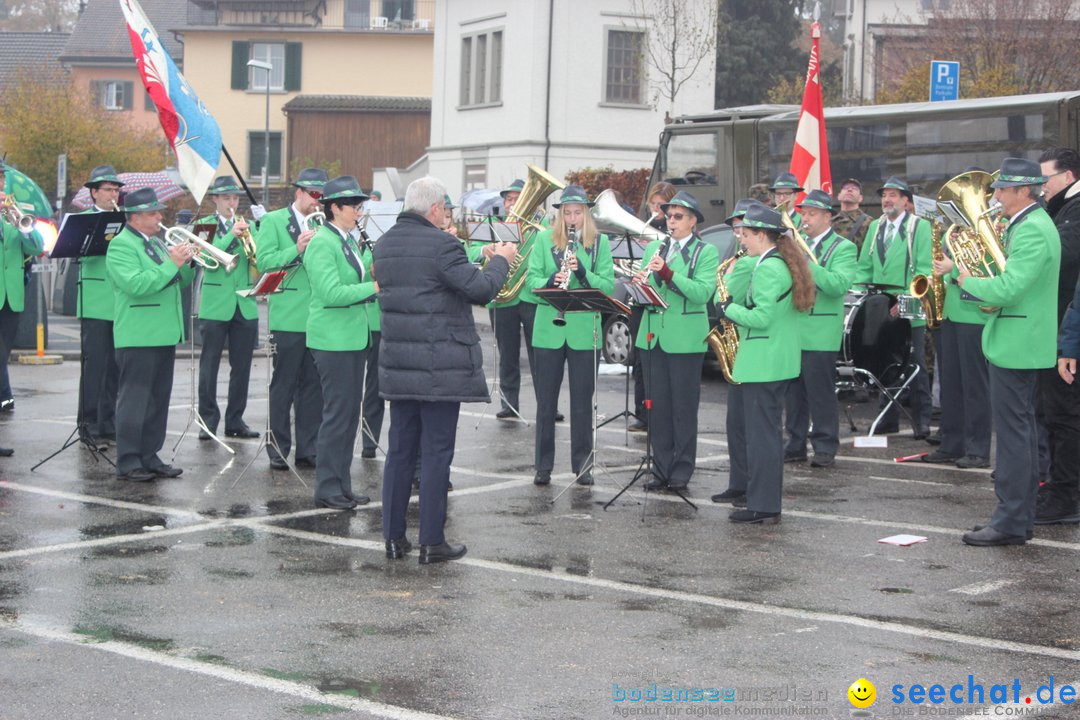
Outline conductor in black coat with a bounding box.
[375,176,517,564]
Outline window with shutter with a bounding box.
[231,41,250,90]
[123,82,134,110]
[284,43,301,91]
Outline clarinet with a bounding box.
[552,226,578,327]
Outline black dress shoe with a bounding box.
[810,454,835,468]
[198,429,213,441]
[342,489,371,505]
[225,425,260,439]
[385,537,413,559]
[418,541,467,564]
[150,465,183,478]
[118,468,156,482]
[628,419,647,433]
[0,398,13,412]
[962,526,1026,546]
[955,455,990,469]
[783,452,807,464]
[360,447,376,459]
[0,447,13,457]
[711,488,745,504]
[295,456,317,469]
[644,476,667,491]
[925,431,942,446]
[875,422,900,434]
[98,431,116,442]
[922,449,960,464]
[729,509,781,525]
[533,470,551,486]
[575,471,594,486]
[666,480,689,491]
[972,523,1033,540]
[269,457,288,470]
[554,411,565,422]
[495,408,515,419]
[315,495,358,510]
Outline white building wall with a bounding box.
[839,0,922,102]
[425,0,716,202]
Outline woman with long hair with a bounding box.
[527,185,614,486]
[644,181,677,231]
[305,175,377,510]
[714,204,815,524]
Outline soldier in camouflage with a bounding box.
[830,178,873,253]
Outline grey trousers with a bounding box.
[267,330,322,461]
[312,349,366,501]
[784,350,840,458]
[641,348,703,486]
[987,365,1040,537]
[533,345,595,474]
[491,302,536,412]
[0,303,18,402]
[361,330,384,452]
[79,317,118,436]
[198,309,258,432]
[882,324,932,430]
[114,346,175,475]
[937,320,991,459]
[728,380,788,514]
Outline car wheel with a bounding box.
[603,314,632,365]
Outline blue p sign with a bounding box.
[930,61,960,102]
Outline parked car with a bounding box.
[601,223,740,373]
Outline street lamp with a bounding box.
[246,58,272,205]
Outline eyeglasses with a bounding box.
[666,212,686,220]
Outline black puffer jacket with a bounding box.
[1046,179,1080,325]
[374,212,509,402]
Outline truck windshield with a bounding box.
[664,131,719,186]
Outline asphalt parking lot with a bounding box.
[0,311,1078,719]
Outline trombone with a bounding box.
[159,223,238,272]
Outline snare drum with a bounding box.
[841,291,912,381]
[896,293,925,321]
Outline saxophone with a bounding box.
[704,250,746,385]
[909,220,945,329]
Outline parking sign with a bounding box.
[929,61,960,102]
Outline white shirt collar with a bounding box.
[809,228,830,251]
[1007,202,1038,228]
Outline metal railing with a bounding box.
[186,0,435,30]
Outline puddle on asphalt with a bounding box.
[203,527,256,548]
[80,515,169,539]
[74,624,175,651]
[877,587,915,594]
[89,568,170,586]
[88,544,169,559]
[0,579,23,601]
[319,621,435,639]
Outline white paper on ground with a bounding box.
[878,534,928,546]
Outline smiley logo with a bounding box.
[848,678,876,708]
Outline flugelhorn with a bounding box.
[229,208,258,274]
[1,197,34,233]
[160,223,238,272]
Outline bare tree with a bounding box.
[880,0,1080,101]
[629,0,718,114]
[0,0,80,32]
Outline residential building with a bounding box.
[59,0,186,130]
[0,31,70,87]
[179,0,434,189]
[421,0,717,200]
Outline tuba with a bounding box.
[591,189,667,278]
[493,164,564,304]
[704,250,746,385]
[936,170,1007,312]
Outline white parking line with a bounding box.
[4,616,457,720]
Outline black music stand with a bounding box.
[598,232,649,441]
[32,211,126,471]
[533,287,630,499]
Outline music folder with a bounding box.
[238,269,289,297]
[623,282,668,310]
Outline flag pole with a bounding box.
[221,144,259,206]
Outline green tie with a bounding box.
[883,221,896,251]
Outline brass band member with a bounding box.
[769,172,803,230]
[75,165,123,440]
[784,190,857,468]
[958,158,1060,546]
[632,191,719,491]
[527,186,614,486]
[106,188,195,481]
[306,176,376,509]
[254,167,328,470]
[714,204,815,524]
[196,176,259,440]
[855,177,933,438]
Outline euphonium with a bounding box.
[160,222,238,272]
[1,197,34,233]
[936,170,1007,313]
[301,209,325,230]
[909,220,945,329]
[494,164,564,304]
[704,250,746,385]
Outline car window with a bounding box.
[698,223,737,263]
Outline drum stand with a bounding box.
[232,322,306,487]
[552,312,627,502]
[171,276,234,460]
[475,307,530,427]
[837,364,921,437]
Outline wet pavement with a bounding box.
[1,312,1079,719]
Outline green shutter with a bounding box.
[231,41,250,90]
[284,42,301,91]
[89,80,102,106]
[123,81,134,110]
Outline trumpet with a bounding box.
[1,197,34,233]
[229,208,258,272]
[160,223,238,272]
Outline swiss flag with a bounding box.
[789,21,831,201]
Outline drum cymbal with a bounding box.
[853,281,904,292]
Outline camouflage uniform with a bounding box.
[831,207,873,253]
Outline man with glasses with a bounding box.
[255,167,328,471]
[769,172,803,230]
[633,191,719,492]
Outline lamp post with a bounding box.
[246,58,272,205]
